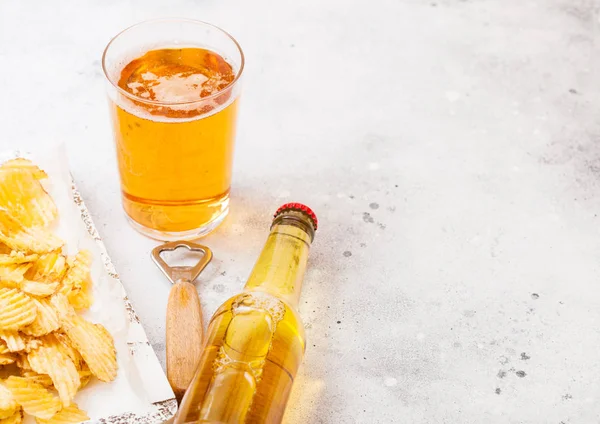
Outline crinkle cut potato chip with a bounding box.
[59,251,93,310]
[15,355,30,371]
[65,283,92,312]
[0,331,41,353]
[17,253,67,298]
[0,159,118,422]
[26,253,67,283]
[18,281,58,298]
[0,211,63,254]
[61,252,92,290]
[0,163,57,228]
[4,376,61,419]
[0,382,18,419]
[0,252,37,266]
[53,333,84,371]
[51,295,117,382]
[0,264,31,287]
[27,336,80,407]
[36,403,89,424]
[76,366,92,389]
[19,371,53,389]
[22,298,60,337]
[0,410,23,424]
[0,289,37,331]
[0,159,47,180]
[0,354,16,366]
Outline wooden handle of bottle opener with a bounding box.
[166,280,204,401]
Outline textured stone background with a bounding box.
[0,1,598,422]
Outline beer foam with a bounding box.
[108,46,240,123]
[109,87,238,123]
[128,71,211,103]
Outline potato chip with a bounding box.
[60,252,92,290]
[4,376,61,419]
[0,282,18,291]
[18,253,67,298]
[0,410,22,424]
[0,382,18,419]
[3,334,29,353]
[0,167,57,229]
[52,334,84,371]
[0,332,40,353]
[0,289,36,331]
[0,253,37,267]
[22,298,60,337]
[35,403,89,424]
[14,354,29,371]
[51,295,116,382]
[0,211,63,255]
[0,354,15,366]
[27,336,80,406]
[77,366,92,389]
[19,371,53,389]
[0,264,31,286]
[49,337,92,388]
[0,159,47,180]
[25,254,66,283]
[18,281,58,298]
[58,252,92,310]
[66,289,92,312]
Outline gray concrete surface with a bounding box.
[1,0,599,422]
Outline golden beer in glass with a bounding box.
[103,19,244,240]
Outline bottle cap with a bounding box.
[274,203,318,231]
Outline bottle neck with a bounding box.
[243,220,312,307]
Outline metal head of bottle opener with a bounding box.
[151,240,213,284]
[151,240,213,402]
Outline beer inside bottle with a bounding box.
[175,203,318,423]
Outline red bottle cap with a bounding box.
[274,203,318,231]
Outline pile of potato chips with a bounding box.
[0,159,117,423]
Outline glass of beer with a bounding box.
[102,19,244,240]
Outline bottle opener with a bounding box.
[151,240,213,401]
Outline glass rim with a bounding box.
[101,18,245,107]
